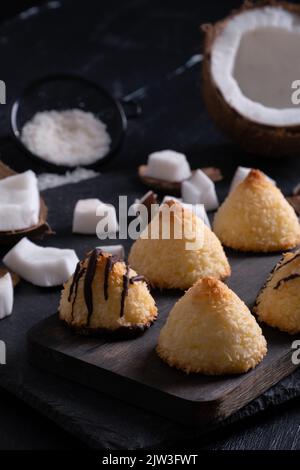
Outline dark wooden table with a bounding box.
[0,0,300,450]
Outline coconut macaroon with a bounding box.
[213,170,300,252]
[254,251,300,334]
[128,200,230,290]
[157,278,267,375]
[59,248,157,337]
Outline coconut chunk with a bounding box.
[0,273,13,320]
[181,170,219,211]
[73,199,119,235]
[0,170,40,231]
[3,238,79,287]
[145,150,191,182]
[229,166,275,193]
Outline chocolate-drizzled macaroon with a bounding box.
[254,250,300,334]
[59,249,157,338]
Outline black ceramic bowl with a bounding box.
[10,74,130,172]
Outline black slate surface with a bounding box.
[0,0,300,450]
[0,174,300,450]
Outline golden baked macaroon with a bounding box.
[128,201,230,290]
[59,248,157,337]
[254,251,300,334]
[157,277,267,375]
[213,170,300,252]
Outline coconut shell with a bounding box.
[0,161,52,244]
[0,267,20,287]
[201,1,300,157]
[138,165,222,195]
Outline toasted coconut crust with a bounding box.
[201,1,300,157]
[129,201,231,289]
[157,277,267,375]
[213,170,300,252]
[156,344,266,376]
[0,161,51,244]
[254,250,300,334]
[60,317,156,340]
[59,250,158,335]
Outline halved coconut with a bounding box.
[202,1,300,156]
[0,161,51,244]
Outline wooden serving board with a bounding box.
[27,250,299,426]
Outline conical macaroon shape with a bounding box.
[157,278,267,375]
[254,251,300,334]
[128,201,230,289]
[213,170,300,252]
[59,248,157,337]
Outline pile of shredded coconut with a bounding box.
[37,167,100,191]
[21,109,111,166]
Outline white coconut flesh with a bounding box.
[211,6,300,126]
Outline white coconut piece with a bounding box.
[194,204,211,229]
[73,199,100,235]
[3,238,79,287]
[0,170,40,231]
[229,166,276,193]
[96,244,125,259]
[190,169,213,191]
[162,195,211,228]
[73,199,119,235]
[0,273,13,320]
[181,170,219,211]
[211,6,300,127]
[145,150,191,182]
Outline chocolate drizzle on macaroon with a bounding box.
[84,248,101,324]
[68,262,81,302]
[273,273,300,290]
[68,261,86,319]
[254,252,300,308]
[62,248,157,338]
[103,255,151,318]
[130,274,151,289]
[104,255,118,300]
[120,263,130,318]
[275,253,300,272]
[68,249,152,322]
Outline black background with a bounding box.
[0,1,43,22]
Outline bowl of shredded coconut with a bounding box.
[10,75,127,171]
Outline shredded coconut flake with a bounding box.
[37,167,99,191]
[21,109,111,166]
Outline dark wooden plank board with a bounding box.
[28,250,299,426]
